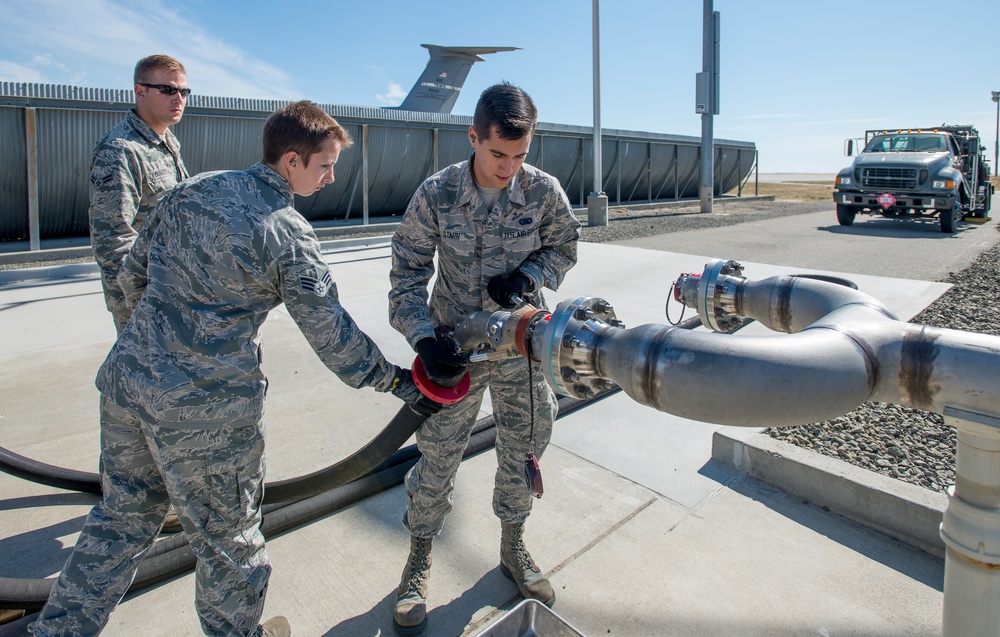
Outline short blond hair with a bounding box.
[133,55,186,84]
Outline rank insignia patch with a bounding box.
[301,270,333,297]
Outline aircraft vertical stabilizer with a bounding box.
[396,44,520,114]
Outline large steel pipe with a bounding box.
[450,257,1000,637]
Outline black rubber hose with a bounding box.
[0,447,101,494]
[0,402,429,505]
[264,403,427,503]
[0,391,617,611]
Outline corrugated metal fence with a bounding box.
[0,82,757,243]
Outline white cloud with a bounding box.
[375,82,407,106]
[0,60,45,83]
[0,0,300,99]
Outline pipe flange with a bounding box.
[940,486,1000,565]
[697,258,749,333]
[536,296,620,398]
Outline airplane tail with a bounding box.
[395,44,520,114]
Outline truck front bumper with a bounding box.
[834,190,955,211]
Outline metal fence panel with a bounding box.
[0,82,756,243]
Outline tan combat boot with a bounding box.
[259,615,290,637]
[500,522,555,606]
[393,535,433,635]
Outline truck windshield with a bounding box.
[863,134,947,153]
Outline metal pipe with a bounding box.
[592,0,602,195]
[449,256,1000,637]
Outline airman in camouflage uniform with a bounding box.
[89,54,189,334]
[31,101,436,637]
[388,82,580,634]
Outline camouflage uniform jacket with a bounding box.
[89,109,188,318]
[97,162,397,426]
[389,157,580,346]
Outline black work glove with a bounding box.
[415,335,468,388]
[389,367,444,418]
[487,271,532,309]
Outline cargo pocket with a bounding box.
[203,426,266,542]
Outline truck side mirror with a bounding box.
[844,139,855,156]
[968,138,979,155]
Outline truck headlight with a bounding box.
[836,176,852,186]
[932,179,956,189]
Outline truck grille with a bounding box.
[861,167,918,190]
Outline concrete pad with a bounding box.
[713,429,948,557]
[544,479,942,637]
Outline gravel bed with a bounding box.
[767,224,1000,493]
[579,198,830,244]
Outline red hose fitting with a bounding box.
[411,355,471,404]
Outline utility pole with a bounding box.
[587,0,609,226]
[992,91,999,177]
[697,0,720,213]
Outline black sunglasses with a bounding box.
[139,83,192,98]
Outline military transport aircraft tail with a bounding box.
[395,44,520,114]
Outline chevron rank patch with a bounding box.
[301,270,333,297]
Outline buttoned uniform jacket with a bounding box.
[389,157,581,346]
[99,163,398,426]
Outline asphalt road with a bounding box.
[612,202,1000,283]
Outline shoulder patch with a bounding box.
[301,270,333,297]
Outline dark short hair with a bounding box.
[262,101,353,166]
[133,55,186,84]
[473,82,537,141]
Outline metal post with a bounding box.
[698,0,719,214]
[992,91,999,177]
[362,124,369,225]
[940,408,1000,637]
[25,107,40,251]
[616,139,621,205]
[647,143,652,202]
[587,0,608,226]
[432,128,439,174]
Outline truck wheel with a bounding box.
[940,208,956,233]
[836,204,856,226]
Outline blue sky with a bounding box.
[1,0,997,173]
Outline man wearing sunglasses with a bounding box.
[89,54,190,335]
[87,54,191,536]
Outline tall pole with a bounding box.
[587,0,608,226]
[992,91,999,177]
[699,0,719,214]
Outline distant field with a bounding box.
[726,179,833,201]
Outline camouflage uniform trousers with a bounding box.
[31,396,270,637]
[403,357,557,538]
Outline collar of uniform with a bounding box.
[458,154,527,209]
[126,109,172,147]
[247,162,293,203]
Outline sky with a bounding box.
[1,0,998,174]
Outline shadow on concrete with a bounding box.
[724,472,943,592]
